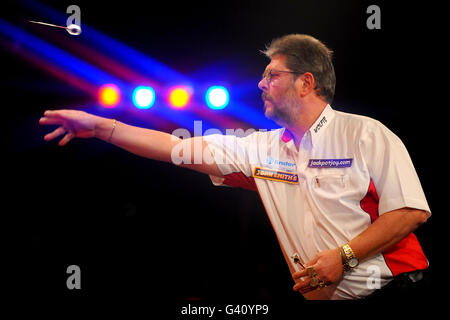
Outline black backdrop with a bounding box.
[2,0,442,316]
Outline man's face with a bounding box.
[258,55,300,125]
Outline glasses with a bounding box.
[261,69,301,83]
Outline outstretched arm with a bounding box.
[39,109,222,176]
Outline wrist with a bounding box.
[95,117,116,141]
[339,243,359,271]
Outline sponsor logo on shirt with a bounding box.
[253,167,299,184]
[308,158,353,168]
[313,116,327,133]
[266,156,296,171]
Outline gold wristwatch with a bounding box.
[339,243,359,271]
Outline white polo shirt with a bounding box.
[203,105,431,300]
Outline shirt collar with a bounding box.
[280,104,335,148]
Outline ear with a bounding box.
[296,72,316,97]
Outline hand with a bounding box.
[39,110,101,146]
[292,248,343,294]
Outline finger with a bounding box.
[293,277,321,294]
[58,132,74,146]
[299,286,317,294]
[44,110,64,117]
[44,110,73,120]
[292,268,308,279]
[293,277,311,291]
[44,126,66,141]
[39,117,64,126]
[293,278,310,292]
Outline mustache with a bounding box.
[261,93,272,101]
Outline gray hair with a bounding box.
[262,34,336,104]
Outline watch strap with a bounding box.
[339,247,351,271]
[339,243,358,271]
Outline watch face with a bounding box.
[348,258,359,268]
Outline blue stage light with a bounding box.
[206,86,229,109]
[133,86,155,109]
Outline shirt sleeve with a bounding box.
[359,121,431,216]
[202,133,257,191]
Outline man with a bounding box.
[39,34,430,300]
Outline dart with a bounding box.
[28,20,82,35]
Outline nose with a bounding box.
[258,77,268,91]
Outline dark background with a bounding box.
[2,0,442,316]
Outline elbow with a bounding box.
[406,208,430,230]
[417,210,430,226]
[395,207,430,233]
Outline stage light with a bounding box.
[98,84,121,107]
[206,86,229,109]
[133,86,155,109]
[168,86,191,109]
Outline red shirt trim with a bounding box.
[360,180,428,276]
[223,172,257,191]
